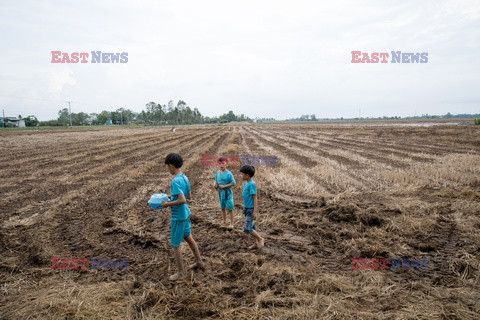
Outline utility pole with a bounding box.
[66,101,73,126]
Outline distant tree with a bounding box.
[122,109,136,124]
[166,100,176,124]
[57,108,70,125]
[177,101,191,124]
[216,110,248,123]
[96,111,110,124]
[22,116,39,127]
[227,111,236,122]
[88,113,97,125]
[110,111,120,124]
[72,112,89,125]
[137,110,149,122]
[150,103,165,124]
[193,108,203,123]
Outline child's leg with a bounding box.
[244,208,257,249]
[226,195,234,229]
[184,235,205,269]
[169,219,187,281]
[221,208,227,224]
[170,246,185,281]
[228,210,234,227]
[250,231,265,249]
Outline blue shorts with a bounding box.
[170,217,191,248]
[243,208,256,234]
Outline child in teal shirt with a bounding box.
[214,156,236,229]
[240,165,265,250]
[162,153,204,281]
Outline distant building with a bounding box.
[0,117,25,127]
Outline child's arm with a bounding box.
[214,172,219,190]
[219,173,236,189]
[185,191,195,203]
[252,194,258,219]
[162,193,187,207]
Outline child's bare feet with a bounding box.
[168,272,185,281]
[228,223,234,230]
[248,243,258,250]
[188,261,206,270]
[257,238,265,249]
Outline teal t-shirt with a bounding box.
[170,173,191,221]
[242,180,257,209]
[215,170,236,200]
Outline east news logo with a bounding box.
[351,51,428,63]
[51,51,128,63]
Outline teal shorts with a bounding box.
[219,189,234,210]
[220,197,234,210]
[170,217,191,248]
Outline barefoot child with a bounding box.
[239,165,265,250]
[162,153,205,281]
[214,156,236,229]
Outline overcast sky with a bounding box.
[1,0,479,120]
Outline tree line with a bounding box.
[36,100,250,126]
